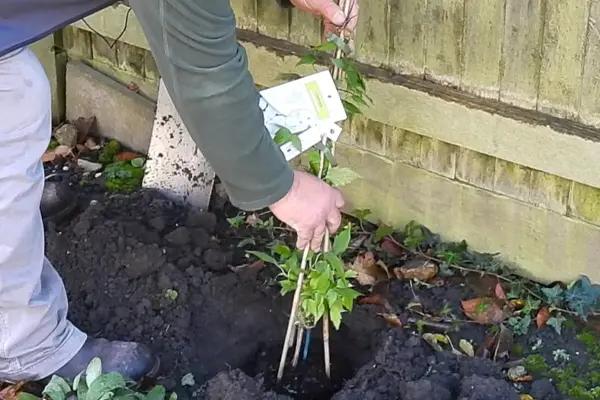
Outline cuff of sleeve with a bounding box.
[227,164,294,211]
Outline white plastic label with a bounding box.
[259,70,347,161]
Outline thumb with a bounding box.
[319,1,346,26]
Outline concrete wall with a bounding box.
[33,2,600,283]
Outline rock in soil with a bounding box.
[54,123,79,147]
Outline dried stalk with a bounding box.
[291,323,304,367]
[322,228,332,378]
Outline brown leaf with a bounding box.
[495,282,507,300]
[394,258,438,282]
[359,293,393,311]
[127,82,140,92]
[115,151,142,162]
[245,213,261,227]
[536,306,551,329]
[41,150,56,163]
[510,299,526,310]
[461,297,509,325]
[381,237,404,257]
[54,145,74,158]
[475,333,496,358]
[349,252,390,286]
[378,313,402,328]
[0,382,25,400]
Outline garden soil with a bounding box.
[44,188,569,400]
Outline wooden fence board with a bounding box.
[389,0,428,76]
[580,0,600,128]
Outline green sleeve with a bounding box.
[130,0,293,210]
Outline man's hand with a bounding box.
[269,170,345,251]
[290,0,359,34]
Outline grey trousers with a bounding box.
[1,0,294,380]
[0,48,87,381]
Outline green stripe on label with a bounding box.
[305,81,330,120]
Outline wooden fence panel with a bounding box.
[538,0,591,118]
[389,0,428,76]
[257,0,290,40]
[499,0,545,109]
[580,0,600,128]
[461,0,505,98]
[355,0,390,66]
[424,0,465,86]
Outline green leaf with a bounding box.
[17,393,40,400]
[274,127,302,151]
[565,276,600,319]
[332,224,351,255]
[246,251,278,266]
[307,149,322,176]
[226,214,245,228]
[130,157,145,168]
[547,314,566,335]
[86,357,103,386]
[297,54,317,66]
[86,373,127,400]
[43,376,72,400]
[325,167,361,188]
[315,273,331,293]
[314,41,337,53]
[280,279,295,295]
[324,253,345,276]
[353,208,372,222]
[521,298,541,316]
[145,386,166,400]
[329,304,343,330]
[73,372,83,391]
[272,243,292,259]
[341,99,362,116]
[237,237,256,248]
[168,393,177,400]
[541,285,564,306]
[374,224,394,243]
[508,315,531,336]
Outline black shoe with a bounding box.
[41,175,78,223]
[52,338,160,382]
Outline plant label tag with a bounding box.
[259,70,347,161]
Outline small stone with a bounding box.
[164,227,191,246]
[62,166,69,171]
[507,365,527,381]
[77,159,103,173]
[54,123,79,147]
[94,172,102,178]
[181,373,195,387]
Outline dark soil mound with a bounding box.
[45,189,568,399]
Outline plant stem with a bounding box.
[322,229,332,379]
[323,313,331,378]
[292,324,304,367]
[277,246,310,382]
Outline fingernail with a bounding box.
[333,10,346,25]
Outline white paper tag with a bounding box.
[259,71,347,161]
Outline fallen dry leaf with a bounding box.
[520,395,534,400]
[245,213,261,227]
[381,237,404,257]
[507,365,532,382]
[476,333,496,358]
[459,339,475,357]
[495,282,507,300]
[422,333,448,352]
[349,252,390,286]
[0,382,25,400]
[461,297,509,325]
[378,313,402,328]
[394,258,438,282]
[536,306,551,329]
[510,299,526,310]
[127,82,140,92]
[41,150,57,163]
[359,293,393,311]
[115,151,142,162]
[54,145,74,158]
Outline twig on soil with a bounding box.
[277,246,310,381]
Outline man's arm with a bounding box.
[131,0,350,250]
[131,0,293,210]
